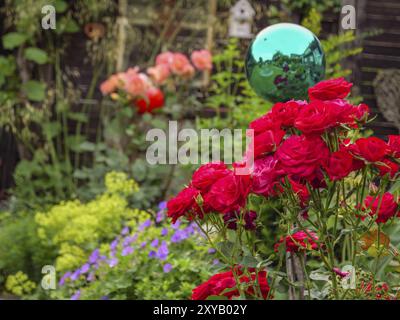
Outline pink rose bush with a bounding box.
[167,78,400,300]
[100,49,212,114]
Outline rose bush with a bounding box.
[167,78,400,300]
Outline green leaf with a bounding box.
[68,112,88,123]
[42,122,61,139]
[77,141,96,152]
[24,47,48,64]
[54,0,68,13]
[206,295,228,300]
[0,56,16,76]
[2,32,26,49]
[56,17,80,34]
[21,80,46,101]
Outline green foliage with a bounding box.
[54,218,213,300]
[35,172,144,272]
[5,271,36,297]
[199,38,271,131]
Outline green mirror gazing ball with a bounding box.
[245,23,326,102]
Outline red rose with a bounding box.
[350,137,389,163]
[191,162,230,192]
[252,156,281,197]
[274,230,319,253]
[271,100,306,128]
[276,135,329,182]
[362,192,399,223]
[249,112,280,135]
[253,128,285,159]
[323,150,355,181]
[287,178,310,208]
[308,77,353,101]
[353,103,370,123]
[191,267,270,300]
[388,135,400,158]
[375,159,399,178]
[206,171,251,213]
[135,87,164,114]
[167,186,200,223]
[294,100,340,135]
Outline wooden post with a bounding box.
[203,0,217,87]
[116,0,128,72]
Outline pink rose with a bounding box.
[147,64,170,84]
[190,49,212,71]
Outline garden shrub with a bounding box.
[53,204,213,300]
[35,171,143,272]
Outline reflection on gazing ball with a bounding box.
[245,23,325,102]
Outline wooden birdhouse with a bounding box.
[229,0,255,39]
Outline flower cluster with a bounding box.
[100,49,212,114]
[59,202,208,300]
[191,267,270,300]
[274,230,319,253]
[168,78,400,299]
[167,78,400,227]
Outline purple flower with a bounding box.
[161,228,168,236]
[163,263,172,273]
[140,241,147,248]
[171,221,181,230]
[59,271,71,286]
[208,248,216,254]
[108,258,118,268]
[71,290,81,300]
[89,249,100,264]
[151,239,159,247]
[100,296,109,300]
[110,238,119,251]
[148,250,156,258]
[138,219,151,231]
[156,211,165,223]
[158,201,167,210]
[80,263,90,274]
[121,246,134,256]
[123,235,137,247]
[156,241,169,260]
[70,269,81,281]
[121,226,130,235]
[87,272,95,282]
[213,259,220,265]
[171,229,188,243]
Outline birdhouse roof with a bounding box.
[230,0,255,18]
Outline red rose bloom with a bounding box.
[205,171,251,213]
[294,100,340,135]
[276,135,329,182]
[362,192,399,224]
[350,137,389,163]
[274,230,319,253]
[167,186,200,223]
[388,135,400,158]
[353,103,370,123]
[323,150,355,181]
[375,159,399,178]
[308,77,352,101]
[249,113,280,135]
[191,162,230,192]
[252,156,281,197]
[191,267,270,300]
[271,100,306,128]
[135,87,164,114]
[288,178,310,208]
[253,128,285,159]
